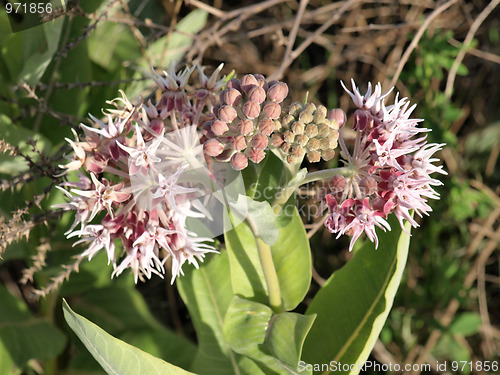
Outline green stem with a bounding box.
[256,237,282,313]
[272,167,354,214]
[301,167,354,185]
[246,217,282,313]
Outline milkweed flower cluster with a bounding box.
[54,63,238,283]
[53,61,445,286]
[321,80,446,251]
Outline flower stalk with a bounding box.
[246,216,282,313]
[256,237,282,313]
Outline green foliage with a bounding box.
[225,204,312,311]
[302,215,411,374]
[223,296,315,374]
[63,300,195,375]
[0,286,66,373]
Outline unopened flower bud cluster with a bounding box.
[271,102,340,164]
[202,74,290,171]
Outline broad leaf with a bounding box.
[236,195,279,246]
[302,215,412,374]
[225,206,311,311]
[63,300,194,375]
[243,152,291,204]
[0,286,66,369]
[68,284,196,370]
[267,311,316,371]
[177,251,262,375]
[223,296,314,375]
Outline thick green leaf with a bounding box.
[146,9,208,67]
[302,214,412,374]
[236,195,279,245]
[0,18,63,84]
[225,206,311,311]
[68,284,196,370]
[271,207,311,310]
[223,296,314,375]
[88,22,141,71]
[0,339,17,375]
[243,152,291,204]
[0,286,66,369]
[267,312,316,371]
[177,251,248,375]
[63,300,195,375]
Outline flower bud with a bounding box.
[313,110,326,124]
[240,74,258,92]
[327,130,339,142]
[304,102,316,114]
[211,119,229,136]
[287,155,299,164]
[291,121,305,135]
[283,130,295,144]
[359,176,377,196]
[232,135,247,151]
[202,121,215,137]
[230,152,248,170]
[251,133,268,150]
[263,102,281,119]
[281,142,291,153]
[242,100,261,119]
[328,108,347,128]
[307,150,321,163]
[203,139,224,156]
[273,120,282,132]
[248,148,266,163]
[321,148,335,161]
[299,110,313,124]
[227,78,241,91]
[288,102,302,117]
[267,82,288,103]
[282,114,295,129]
[247,86,266,104]
[270,133,284,148]
[304,124,318,138]
[317,124,330,138]
[292,145,305,158]
[319,138,331,150]
[221,88,242,106]
[328,175,346,193]
[306,138,320,150]
[218,105,238,123]
[258,119,274,136]
[215,149,232,162]
[237,119,254,135]
[295,134,309,147]
[316,105,327,118]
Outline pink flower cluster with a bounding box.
[322,80,446,251]
[54,63,231,283]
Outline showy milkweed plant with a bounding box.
[50,63,446,374]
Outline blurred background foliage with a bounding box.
[0,0,499,374]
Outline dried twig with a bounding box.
[445,0,500,98]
